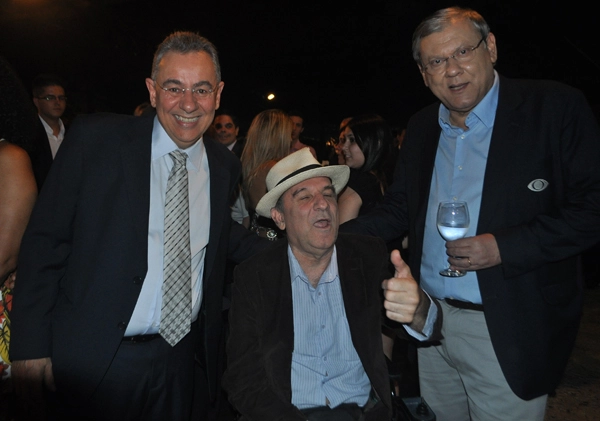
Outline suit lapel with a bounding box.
[119,117,152,245]
[204,138,231,280]
[478,77,525,232]
[257,241,295,397]
[260,241,294,334]
[415,109,442,243]
[337,238,370,338]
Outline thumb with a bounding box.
[391,249,411,279]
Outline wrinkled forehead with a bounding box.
[156,51,218,85]
[282,176,334,201]
[420,18,481,57]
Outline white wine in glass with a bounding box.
[437,201,470,277]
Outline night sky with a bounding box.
[1,0,597,141]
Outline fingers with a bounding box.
[390,249,411,279]
[383,251,420,323]
[446,234,501,270]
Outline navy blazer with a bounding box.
[342,75,600,399]
[10,112,266,401]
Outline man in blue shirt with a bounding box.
[341,6,600,421]
[223,148,440,420]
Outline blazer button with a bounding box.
[133,276,143,285]
[117,322,127,330]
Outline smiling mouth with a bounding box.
[175,115,200,123]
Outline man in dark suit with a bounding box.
[212,110,245,159]
[223,148,440,420]
[341,6,600,420]
[10,31,265,420]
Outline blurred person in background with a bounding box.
[337,114,393,224]
[213,110,244,159]
[0,55,38,421]
[241,109,292,240]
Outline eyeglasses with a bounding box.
[156,81,216,99]
[38,95,67,102]
[421,37,486,75]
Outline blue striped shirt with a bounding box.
[288,246,371,409]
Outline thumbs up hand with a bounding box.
[382,250,430,332]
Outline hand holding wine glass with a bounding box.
[437,201,470,277]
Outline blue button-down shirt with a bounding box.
[420,72,500,304]
[289,246,371,409]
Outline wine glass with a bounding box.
[437,201,470,277]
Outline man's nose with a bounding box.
[179,91,199,111]
[444,57,464,75]
[314,194,329,210]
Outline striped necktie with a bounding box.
[159,150,191,346]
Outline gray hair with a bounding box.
[150,31,221,82]
[412,7,491,66]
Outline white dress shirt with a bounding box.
[125,117,210,336]
[38,115,65,158]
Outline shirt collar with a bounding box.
[151,115,203,170]
[439,70,500,130]
[38,115,65,137]
[288,245,338,287]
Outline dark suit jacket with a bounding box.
[223,233,435,421]
[10,112,265,401]
[27,116,54,190]
[230,138,245,159]
[342,76,600,400]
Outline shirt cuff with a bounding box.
[402,290,438,341]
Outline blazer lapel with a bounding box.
[337,238,370,336]
[478,77,525,232]
[415,111,442,244]
[257,241,295,397]
[203,138,231,280]
[119,117,152,245]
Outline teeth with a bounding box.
[175,115,199,123]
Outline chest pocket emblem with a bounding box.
[528,179,549,192]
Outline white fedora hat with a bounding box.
[255,148,349,218]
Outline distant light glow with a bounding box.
[267,93,275,100]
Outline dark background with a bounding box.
[1,0,597,151]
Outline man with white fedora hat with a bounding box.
[223,148,440,420]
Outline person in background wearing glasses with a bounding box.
[212,110,245,159]
[28,73,68,189]
[341,6,600,420]
[10,31,267,420]
[32,73,68,159]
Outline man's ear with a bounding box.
[145,78,157,108]
[271,208,286,230]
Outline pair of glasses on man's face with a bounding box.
[421,37,486,75]
[38,95,67,102]
[156,81,216,100]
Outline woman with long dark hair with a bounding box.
[337,113,394,223]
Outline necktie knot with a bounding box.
[170,150,187,168]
